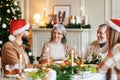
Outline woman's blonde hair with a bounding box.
[109,27,120,51]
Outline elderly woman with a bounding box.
[39,24,72,64]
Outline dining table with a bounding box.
[0,71,106,80]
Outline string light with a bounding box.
[14,1,18,6]
[6,4,9,6]
[7,9,10,13]
[0,5,2,8]
[1,1,3,4]
[6,18,9,20]
[0,17,1,21]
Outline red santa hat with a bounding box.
[107,19,120,32]
[9,19,30,41]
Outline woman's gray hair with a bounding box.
[50,24,67,44]
[53,24,66,36]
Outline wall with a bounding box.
[112,0,120,18]
[29,0,45,24]
[46,0,81,16]
[26,0,106,42]
[21,0,114,48]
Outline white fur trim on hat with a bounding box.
[8,35,15,41]
[107,19,120,32]
[13,22,30,35]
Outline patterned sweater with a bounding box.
[98,43,120,80]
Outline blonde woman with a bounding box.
[98,19,120,80]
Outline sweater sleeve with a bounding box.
[2,44,19,66]
[39,42,50,63]
[97,52,115,73]
[112,44,120,70]
[97,44,120,73]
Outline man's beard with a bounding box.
[22,36,29,43]
[98,38,107,43]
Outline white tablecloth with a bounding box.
[46,70,106,80]
[73,73,106,80]
[0,70,106,80]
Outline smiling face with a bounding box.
[51,27,63,43]
[97,27,107,43]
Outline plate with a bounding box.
[77,71,92,76]
[23,68,39,73]
[5,74,19,78]
[54,61,64,64]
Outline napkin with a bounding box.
[46,69,56,80]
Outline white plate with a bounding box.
[23,68,39,73]
[77,71,92,76]
[54,61,64,64]
[5,74,19,78]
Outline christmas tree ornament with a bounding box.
[14,17,17,20]
[6,18,9,20]
[10,4,12,6]
[0,17,1,21]
[17,7,20,10]
[29,52,32,56]
[1,1,3,4]
[14,1,18,6]
[7,9,10,13]
[0,41,2,44]
[2,23,7,28]
[6,4,9,6]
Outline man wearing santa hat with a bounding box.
[98,19,120,80]
[1,19,32,76]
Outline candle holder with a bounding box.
[80,64,86,68]
[81,15,88,27]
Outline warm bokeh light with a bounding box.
[33,13,41,24]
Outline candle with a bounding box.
[44,8,46,18]
[71,49,74,67]
[81,0,85,16]
[70,16,76,24]
[19,54,22,73]
[76,16,80,24]
[85,15,88,25]
[81,47,84,65]
[74,45,77,58]
[46,46,50,65]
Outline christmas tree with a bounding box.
[0,0,34,63]
[0,0,21,54]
